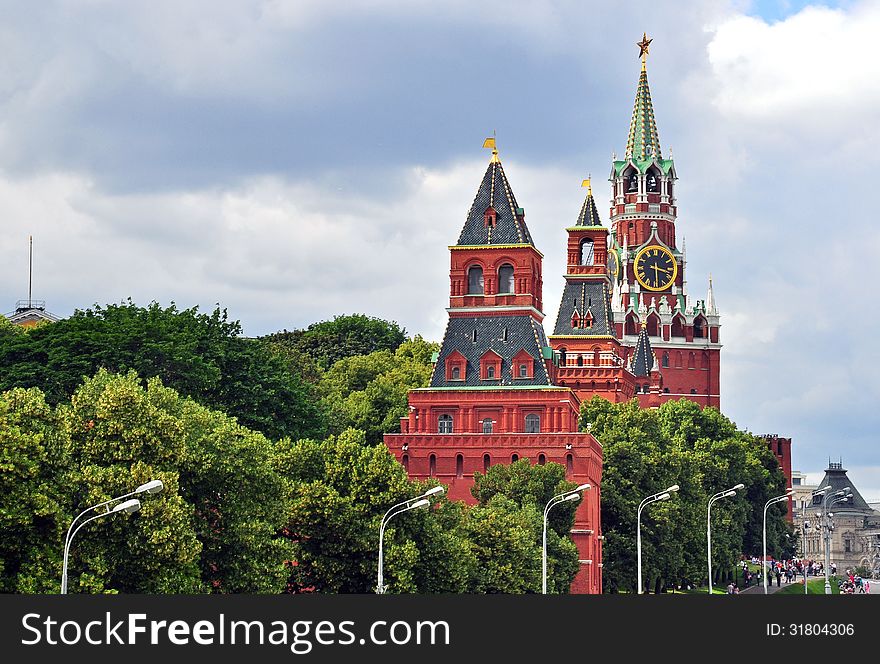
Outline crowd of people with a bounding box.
[724,557,872,594]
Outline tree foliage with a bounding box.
[580,397,792,593]
[0,371,295,593]
[276,434,578,593]
[317,337,437,444]
[0,300,324,441]
[261,314,407,371]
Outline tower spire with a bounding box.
[627,34,661,161]
[706,274,718,315]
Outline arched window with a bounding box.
[456,454,464,479]
[626,169,639,192]
[693,316,706,339]
[402,454,409,472]
[688,352,695,369]
[467,266,484,295]
[429,454,437,476]
[646,169,660,193]
[646,314,660,337]
[580,238,594,266]
[511,453,519,462]
[451,366,461,380]
[675,352,683,368]
[519,364,528,377]
[498,264,515,294]
[483,454,490,472]
[486,365,495,379]
[577,355,584,367]
[559,349,567,366]
[625,313,640,336]
[701,352,709,369]
[525,414,541,433]
[566,453,574,476]
[690,388,697,394]
[482,418,493,434]
[671,315,685,338]
[663,387,670,393]
[662,352,669,368]
[438,414,453,434]
[538,454,546,465]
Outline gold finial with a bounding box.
[482,131,499,163]
[638,32,652,69]
[581,173,592,196]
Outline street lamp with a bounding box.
[822,487,850,595]
[376,486,445,594]
[707,483,744,594]
[637,484,679,594]
[763,489,794,594]
[61,480,164,594]
[543,484,591,594]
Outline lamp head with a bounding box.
[657,492,671,501]
[666,484,680,493]
[136,479,164,494]
[410,499,430,510]
[732,483,745,491]
[423,486,445,498]
[112,498,141,514]
[575,483,591,492]
[724,490,737,498]
[564,493,581,503]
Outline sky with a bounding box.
[0,0,877,498]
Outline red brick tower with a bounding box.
[384,142,603,594]
[607,41,721,408]
[548,180,637,404]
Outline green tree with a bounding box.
[263,314,407,371]
[318,337,437,444]
[471,459,580,593]
[0,388,68,592]
[56,370,294,593]
[581,397,789,593]
[0,300,324,441]
[274,429,472,593]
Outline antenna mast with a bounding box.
[28,235,33,309]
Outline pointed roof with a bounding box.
[630,323,655,377]
[812,462,875,514]
[575,182,602,227]
[626,60,662,162]
[553,281,615,337]
[457,157,534,246]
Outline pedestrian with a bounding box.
[727,581,735,595]
[776,568,782,587]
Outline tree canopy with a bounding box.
[261,314,407,371]
[580,397,794,593]
[0,301,324,442]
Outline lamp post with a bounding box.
[763,489,794,594]
[822,488,852,595]
[543,483,591,594]
[637,484,679,594]
[377,486,444,594]
[61,480,164,594]
[707,483,743,594]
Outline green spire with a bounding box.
[625,54,662,162]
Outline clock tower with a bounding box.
[606,35,721,408]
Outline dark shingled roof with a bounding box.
[575,191,602,226]
[811,463,875,513]
[552,281,615,336]
[430,315,551,387]
[630,324,655,377]
[457,160,534,246]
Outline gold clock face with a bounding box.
[607,249,620,280]
[634,245,677,291]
